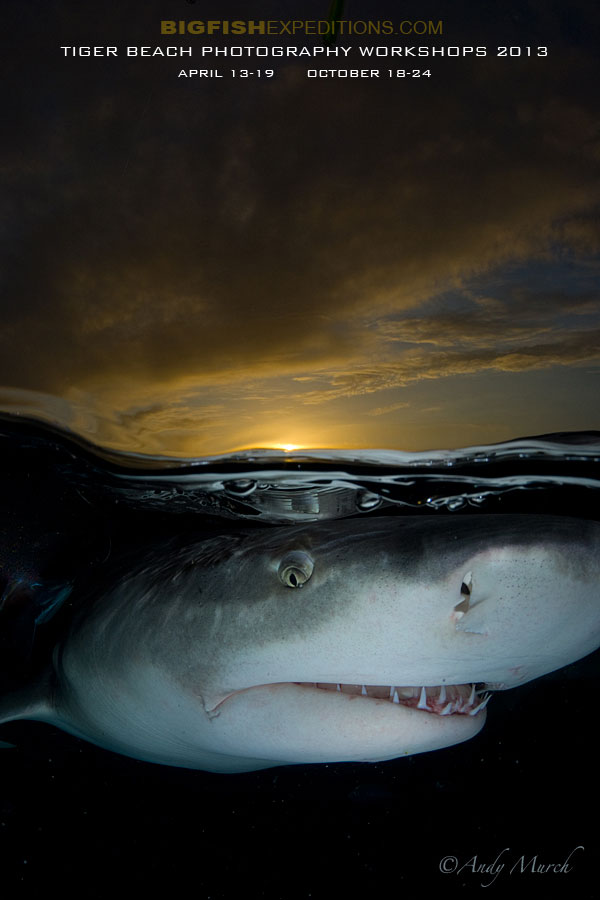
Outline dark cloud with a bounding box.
[2,0,599,451]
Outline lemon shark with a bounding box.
[1,514,599,772]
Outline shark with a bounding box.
[1,514,599,772]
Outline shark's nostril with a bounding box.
[454,571,473,615]
[454,572,473,614]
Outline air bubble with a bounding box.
[356,490,382,511]
[225,479,257,496]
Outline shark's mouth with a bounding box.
[292,682,492,716]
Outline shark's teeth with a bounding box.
[469,693,492,716]
[308,682,491,717]
[417,686,430,710]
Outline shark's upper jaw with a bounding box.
[304,681,492,716]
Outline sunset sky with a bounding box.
[2,0,599,455]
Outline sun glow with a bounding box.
[231,441,309,454]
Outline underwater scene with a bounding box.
[1,412,598,896]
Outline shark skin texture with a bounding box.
[1,515,599,773]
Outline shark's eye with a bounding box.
[278,552,314,588]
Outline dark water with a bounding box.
[1,414,598,898]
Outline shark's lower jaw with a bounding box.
[293,682,492,716]
[205,681,491,721]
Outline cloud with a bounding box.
[289,327,600,406]
[367,402,411,417]
[1,1,599,452]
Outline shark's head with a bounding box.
[17,515,600,772]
